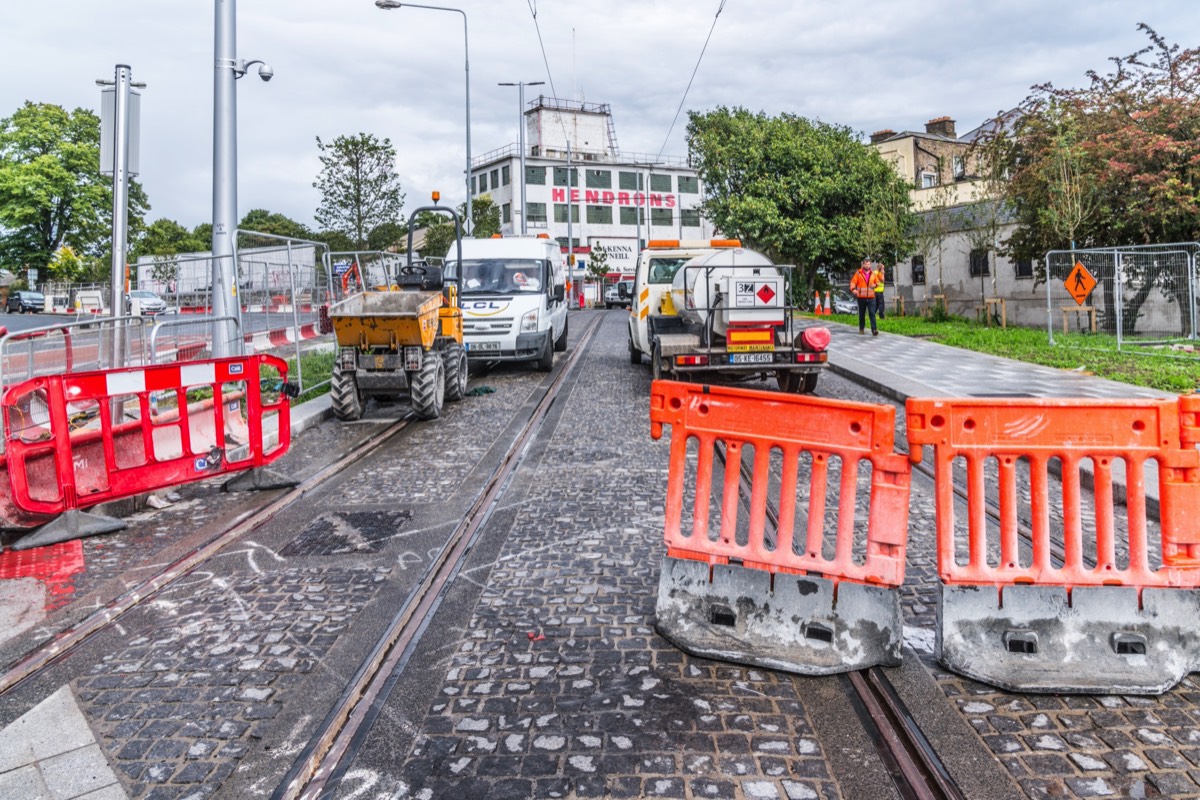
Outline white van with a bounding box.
[444,236,568,371]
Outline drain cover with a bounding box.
[281,510,414,556]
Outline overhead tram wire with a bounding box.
[655,0,727,163]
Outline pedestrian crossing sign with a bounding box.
[1065,261,1096,306]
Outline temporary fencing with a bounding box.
[907,395,1200,694]
[1,354,291,549]
[649,379,911,674]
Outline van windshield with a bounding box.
[451,259,546,294]
[646,257,693,284]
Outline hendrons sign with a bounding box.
[551,188,677,208]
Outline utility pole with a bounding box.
[498,80,544,235]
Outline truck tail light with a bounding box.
[676,355,709,367]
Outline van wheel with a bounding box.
[536,334,554,372]
[629,335,641,365]
[410,352,446,420]
[554,317,568,352]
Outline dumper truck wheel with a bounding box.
[330,363,364,420]
[554,317,568,352]
[443,343,468,402]
[410,352,446,420]
[801,371,819,394]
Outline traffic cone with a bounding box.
[823,291,832,315]
[814,291,822,315]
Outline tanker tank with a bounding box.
[669,247,785,338]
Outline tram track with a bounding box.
[272,314,603,800]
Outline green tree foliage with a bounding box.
[1002,25,1200,258]
[238,209,313,247]
[456,195,501,239]
[0,101,148,271]
[313,133,405,250]
[585,243,610,283]
[368,221,408,252]
[686,106,914,296]
[131,218,206,259]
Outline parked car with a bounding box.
[126,290,167,316]
[6,290,44,314]
[831,289,857,315]
[604,280,634,309]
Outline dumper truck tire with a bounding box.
[443,343,468,402]
[410,352,446,420]
[330,363,364,421]
[801,371,819,394]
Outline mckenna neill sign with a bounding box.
[551,188,677,208]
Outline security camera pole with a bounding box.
[212,0,271,357]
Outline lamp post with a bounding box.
[498,80,543,235]
[213,0,272,357]
[376,0,471,236]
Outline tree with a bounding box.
[314,133,405,250]
[0,101,148,271]
[131,218,206,259]
[456,195,501,239]
[586,243,610,284]
[368,221,408,252]
[47,245,87,282]
[239,209,313,244]
[687,107,915,300]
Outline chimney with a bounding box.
[869,129,895,144]
[925,116,956,138]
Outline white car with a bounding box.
[126,290,167,316]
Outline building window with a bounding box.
[650,208,673,227]
[479,173,487,192]
[556,237,579,249]
[919,171,937,189]
[525,166,546,185]
[553,167,578,187]
[912,256,926,285]
[502,203,511,224]
[620,207,641,226]
[471,176,477,194]
[618,171,643,191]
[1014,258,1034,279]
[969,249,990,277]
[952,156,966,180]
[526,202,547,224]
[677,175,698,194]
[650,173,672,192]
[680,208,701,228]
[554,204,580,223]
[586,205,613,224]
[585,169,612,189]
[501,165,511,186]
[490,169,499,189]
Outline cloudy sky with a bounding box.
[3,1,1197,234]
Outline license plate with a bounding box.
[727,344,775,353]
[470,341,501,352]
[729,353,774,364]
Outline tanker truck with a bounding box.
[627,240,829,393]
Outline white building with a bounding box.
[470,96,713,278]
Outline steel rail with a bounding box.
[273,315,604,800]
[713,437,965,800]
[0,412,416,697]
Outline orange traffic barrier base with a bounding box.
[656,557,901,674]
[939,583,1200,695]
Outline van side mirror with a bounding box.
[553,284,565,303]
[618,284,630,299]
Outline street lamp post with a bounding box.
[376,1,471,236]
[498,80,543,235]
[213,0,272,357]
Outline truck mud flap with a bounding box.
[655,556,901,675]
[939,583,1200,695]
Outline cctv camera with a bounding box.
[258,64,274,82]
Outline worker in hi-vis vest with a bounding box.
[849,258,882,335]
[871,261,886,320]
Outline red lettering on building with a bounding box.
[585,190,599,204]
[602,191,615,205]
[570,189,580,203]
[617,191,630,205]
[552,188,565,202]
[633,192,645,207]
[666,195,676,208]
[649,194,663,208]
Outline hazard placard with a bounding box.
[1065,261,1096,306]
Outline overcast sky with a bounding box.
[3,1,1197,235]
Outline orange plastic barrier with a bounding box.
[650,379,911,587]
[1,355,291,522]
[906,396,1200,589]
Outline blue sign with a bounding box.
[334,262,351,275]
